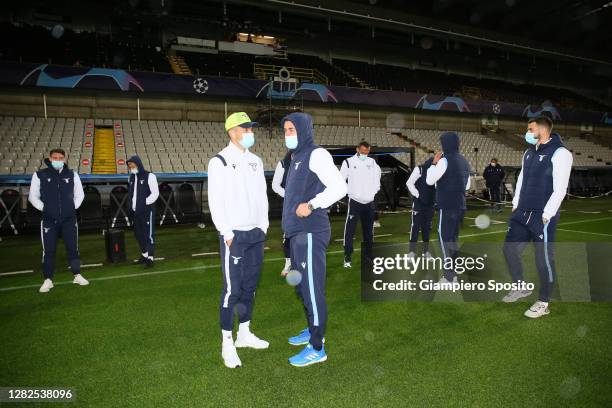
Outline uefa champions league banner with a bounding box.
[0,61,608,123]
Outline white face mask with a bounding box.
[130,168,139,175]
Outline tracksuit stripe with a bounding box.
[307,233,319,326]
[438,209,447,259]
[543,223,554,283]
[343,199,351,246]
[222,241,231,308]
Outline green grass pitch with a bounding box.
[1,198,611,407]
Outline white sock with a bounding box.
[222,329,234,344]
[148,256,154,260]
[284,258,291,268]
[142,252,148,258]
[238,321,251,335]
[538,301,549,306]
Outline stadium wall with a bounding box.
[2,87,610,139]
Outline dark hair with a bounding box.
[491,158,498,162]
[358,141,370,148]
[527,115,553,131]
[49,148,66,157]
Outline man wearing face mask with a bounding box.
[29,148,88,293]
[126,156,159,268]
[502,116,572,318]
[281,112,347,367]
[208,112,269,369]
[426,132,471,284]
[483,158,505,212]
[339,141,381,268]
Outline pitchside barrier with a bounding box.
[1,163,611,235]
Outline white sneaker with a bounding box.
[39,279,54,293]
[73,274,89,286]
[502,289,533,303]
[373,221,381,228]
[343,261,352,268]
[524,301,550,318]
[406,251,415,258]
[222,342,242,368]
[235,330,270,349]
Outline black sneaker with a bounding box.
[134,255,147,264]
[144,258,154,268]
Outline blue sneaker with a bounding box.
[288,344,327,367]
[288,328,310,346]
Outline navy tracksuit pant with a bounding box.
[437,208,464,280]
[343,198,375,260]
[283,234,291,258]
[291,230,331,350]
[488,184,502,207]
[132,208,155,257]
[503,210,558,302]
[408,205,435,253]
[219,228,266,331]
[41,216,80,279]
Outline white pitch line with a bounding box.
[557,228,612,237]
[0,249,351,293]
[81,263,104,268]
[578,211,601,214]
[191,252,219,257]
[0,270,33,277]
[373,234,393,238]
[2,217,611,293]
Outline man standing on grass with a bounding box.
[406,156,436,258]
[502,116,572,318]
[426,132,471,284]
[208,112,269,368]
[29,148,89,293]
[483,158,505,212]
[126,156,159,269]
[272,150,293,276]
[340,141,381,268]
[281,112,347,367]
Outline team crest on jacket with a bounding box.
[140,180,144,184]
[232,256,242,265]
[248,162,257,171]
[47,178,51,182]
[63,178,70,183]
[294,161,302,170]
[539,155,547,162]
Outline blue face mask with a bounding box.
[525,132,538,145]
[239,132,255,149]
[51,160,64,170]
[358,154,367,161]
[285,135,298,150]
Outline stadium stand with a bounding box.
[2,115,611,175]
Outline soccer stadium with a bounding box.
[0,0,611,406]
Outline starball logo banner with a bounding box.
[360,242,612,302]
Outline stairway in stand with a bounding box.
[92,127,117,174]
